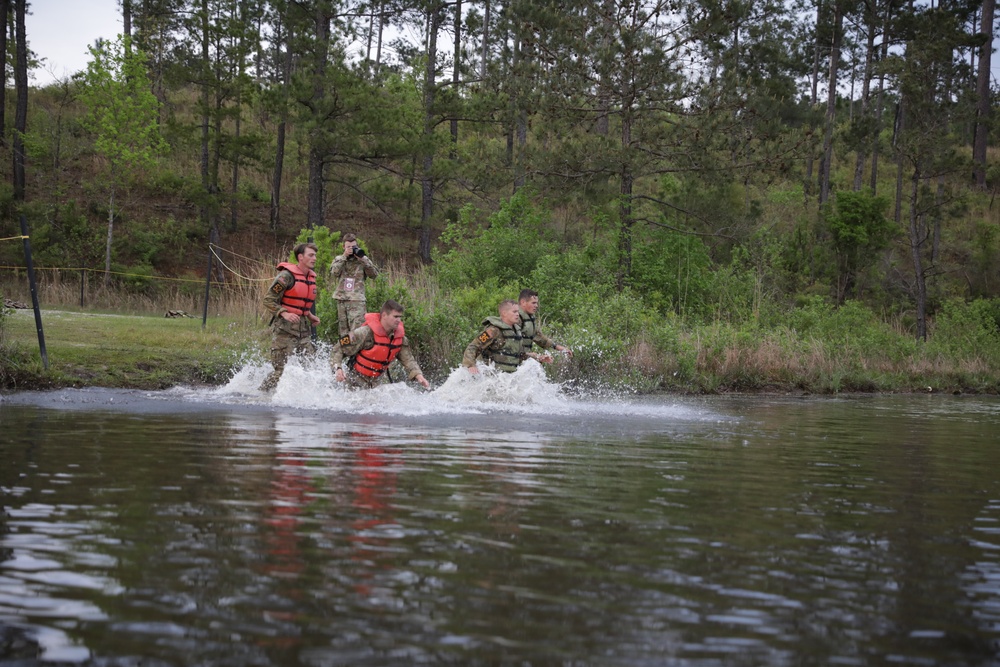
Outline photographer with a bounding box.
[329,233,379,337]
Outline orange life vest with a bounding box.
[276,262,317,315]
[352,312,404,378]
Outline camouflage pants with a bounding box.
[260,316,316,391]
[337,299,367,337]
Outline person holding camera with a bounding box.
[330,233,379,337]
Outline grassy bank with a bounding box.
[0,308,260,391]
[2,302,998,395]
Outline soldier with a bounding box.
[331,299,430,390]
[260,243,321,391]
[329,233,379,337]
[518,289,572,362]
[462,300,525,375]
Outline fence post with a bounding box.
[80,269,85,308]
[19,215,48,370]
[202,244,212,329]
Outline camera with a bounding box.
[352,247,366,258]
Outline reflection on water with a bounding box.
[2,383,1000,665]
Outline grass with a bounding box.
[1,308,262,391]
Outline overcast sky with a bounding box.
[30,0,123,86]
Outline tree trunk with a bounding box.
[230,0,248,233]
[0,0,10,144]
[480,0,490,79]
[819,1,844,206]
[869,6,892,194]
[307,3,331,230]
[908,169,927,340]
[105,184,116,287]
[270,17,292,232]
[200,0,212,233]
[419,3,441,264]
[450,0,461,157]
[973,0,995,188]
[375,0,384,74]
[12,0,26,201]
[123,0,132,52]
[616,108,634,291]
[853,0,878,191]
[805,0,824,196]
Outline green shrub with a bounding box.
[928,298,1000,366]
[434,190,558,288]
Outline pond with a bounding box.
[2,362,999,665]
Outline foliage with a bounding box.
[824,190,896,302]
[434,190,559,289]
[77,35,165,178]
[629,229,715,320]
[927,298,1000,366]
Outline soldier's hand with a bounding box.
[557,345,573,359]
[466,365,480,375]
[538,353,554,364]
[307,313,320,325]
[414,374,430,389]
[335,368,346,383]
[281,311,300,323]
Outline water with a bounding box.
[2,359,1000,665]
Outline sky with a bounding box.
[29,0,124,86]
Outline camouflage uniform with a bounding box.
[462,317,525,372]
[518,312,559,357]
[331,323,425,389]
[329,252,379,336]
[260,269,316,391]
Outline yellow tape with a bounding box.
[0,235,28,242]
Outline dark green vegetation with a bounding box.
[2,0,1000,393]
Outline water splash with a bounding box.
[196,352,716,425]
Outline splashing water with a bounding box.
[188,349,719,427]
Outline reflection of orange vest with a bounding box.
[276,262,317,315]
[352,312,404,378]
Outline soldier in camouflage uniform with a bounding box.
[462,300,525,374]
[331,299,430,389]
[329,233,379,337]
[518,289,572,362]
[259,243,321,391]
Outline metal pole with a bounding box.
[19,215,48,370]
[202,244,212,329]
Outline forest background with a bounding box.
[2,0,1000,393]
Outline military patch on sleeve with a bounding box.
[270,282,284,294]
[477,330,493,344]
[339,335,351,346]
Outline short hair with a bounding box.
[293,242,318,260]
[343,233,357,243]
[381,299,404,315]
[498,299,518,315]
[518,289,538,302]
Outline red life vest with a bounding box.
[352,312,405,378]
[276,262,317,315]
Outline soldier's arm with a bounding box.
[262,272,293,316]
[532,328,557,350]
[331,325,372,368]
[329,255,346,278]
[398,338,425,380]
[462,326,497,368]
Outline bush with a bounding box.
[434,190,558,288]
[928,298,1000,366]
